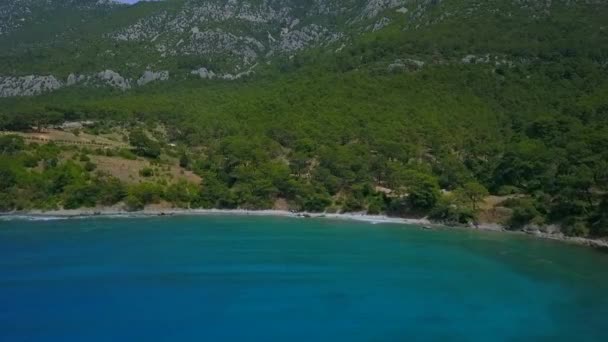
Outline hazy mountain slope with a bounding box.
[1,0,606,97]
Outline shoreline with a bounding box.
[2,208,435,226]
[2,207,607,251]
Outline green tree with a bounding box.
[179,153,190,168]
[199,172,235,209]
[507,198,544,230]
[128,182,164,205]
[0,135,24,155]
[589,196,608,237]
[84,161,97,172]
[0,163,17,191]
[407,175,441,211]
[300,193,332,212]
[129,130,161,159]
[139,167,154,177]
[429,193,475,224]
[165,181,199,208]
[63,182,99,209]
[96,177,126,205]
[124,195,144,211]
[455,182,489,212]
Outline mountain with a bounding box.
[0,0,607,238]
[2,0,606,95]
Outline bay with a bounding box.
[1,215,607,341]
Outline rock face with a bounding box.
[0,70,139,97]
[0,75,63,97]
[137,70,170,86]
[97,70,131,90]
[191,64,257,80]
[387,58,425,72]
[1,0,604,97]
[190,68,216,79]
[66,73,90,86]
[105,0,399,71]
[372,17,391,31]
[67,71,134,89]
[1,0,120,37]
[362,0,406,18]
[185,28,264,65]
[277,24,341,53]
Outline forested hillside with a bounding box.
[1,0,607,238]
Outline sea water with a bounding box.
[0,215,607,341]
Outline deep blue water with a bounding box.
[1,215,607,341]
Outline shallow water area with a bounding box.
[1,215,607,341]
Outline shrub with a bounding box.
[62,183,99,209]
[367,202,382,215]
[128,182,163,205]
[129,129,161,159]
[342,197,364,213]
[507,199,544,230]
[118,149,137,160]
[407,177,441,211]
[124,195,144,211]
[300,194,331,212]
[429,194,475,224]
[139,167,154,177]
[0,135,24,155]
[562,220,590,237]
[497,185,522,196]
[84,161,97,172]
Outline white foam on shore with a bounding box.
[3,209,607,249]
[0,215,66,221]
[0,209,432,226]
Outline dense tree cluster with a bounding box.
[1,1,607,238]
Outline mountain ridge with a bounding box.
[2,0,607,97]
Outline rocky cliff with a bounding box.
[0,0,606,97]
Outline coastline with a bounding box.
[2,207,435,226]
[2,207,607,251]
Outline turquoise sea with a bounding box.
[1,215,607,341]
